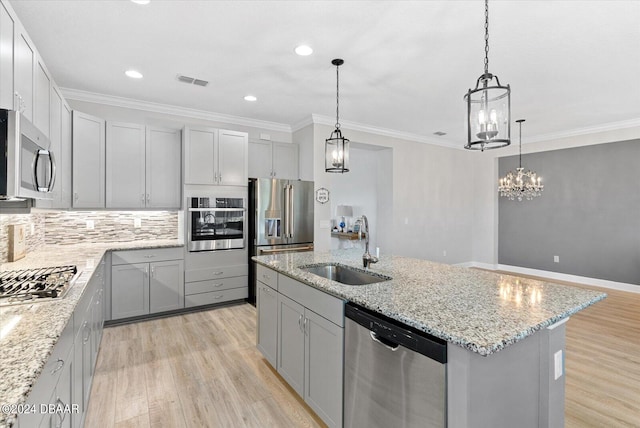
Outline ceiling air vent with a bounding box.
[176,74,209,87]
[433,131,447,136]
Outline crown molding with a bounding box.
[60,88,293,133]
[524,118,640,145]
[290,115,315,133]
[307,114,461,149]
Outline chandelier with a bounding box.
[464,0,511,151]
[498,119,543,201]
[325,59,350,173]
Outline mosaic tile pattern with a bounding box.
[253,249,607,356]
[43,211,178,245]
[0,240,182,428]
[0,214,45,264]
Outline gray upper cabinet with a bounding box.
[248,141,299,180]
[13,22,34,120]
[34,56,51,137]
[145,127,181,209]
[72,111,106,208]
[0,0,15,110]
[100,120,182,210]
[184,126,248,186]
[106,121,146,208]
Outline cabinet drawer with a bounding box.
[111,247,183,265]
[185,287,248,308]
[185,276,247,295]
[278,274,345,327]
[256,264,278,290]
[24,319,74,411]
[185,264,247,283]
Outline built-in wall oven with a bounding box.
[187,196,246,252]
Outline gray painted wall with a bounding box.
[498,139,640,285]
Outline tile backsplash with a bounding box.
[1,211,179,263]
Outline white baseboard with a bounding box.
[455,261,640,294]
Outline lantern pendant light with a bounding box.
[325,58,350,173]
[464,0,511,151]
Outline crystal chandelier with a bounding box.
[498,119,543,201]
[464,0,511,151]
[325,59,350,173]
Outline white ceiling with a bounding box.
[10,0,640,147]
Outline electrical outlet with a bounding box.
[86,220,95,230]
[554,350,563,380]
[30,223,35,235]
[554,255,559,263]
[134,218,142,228]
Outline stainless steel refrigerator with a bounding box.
[248,178,314,304]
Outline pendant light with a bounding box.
[464,0,511,151]
[325,59,349,173]
[498,119,544,201]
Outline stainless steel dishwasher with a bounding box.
[344,303,447,428]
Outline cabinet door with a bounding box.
[149,259,184,313]
[60,103,72,208]
[106,121,146,208]
[248,140,272,178]
[304,309,344,428]
[111,263,149,319]
[146,127,181,208]
[272,142,299,180]
[0,1,15,110]
[35,85,61,209]
[257,282,278,367]
[52,347,74,428]
[34,58,51,137]
[72,329,84,428]
[217,129,248,186]
[72,111,105,208]
[14,26,34,120]
[277,293,305,397]
[184,126,216,184]
[92,286,104,364]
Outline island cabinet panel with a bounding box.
[256,280,278,367]
[304,309,344,428]
[277,293,306,396]
[256,265,345,428]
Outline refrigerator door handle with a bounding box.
[289,184,294,238]
[283,184,290,238]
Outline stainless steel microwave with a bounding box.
[0,109,55,200]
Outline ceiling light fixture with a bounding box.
[295,45,313,56]
[125,69,143,79]
[498,119,543,201]
[464,0,511,151]
[244,95,257,102]
[325,59,349,173]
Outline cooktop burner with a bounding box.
[0,265,79,306]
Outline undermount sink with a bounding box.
[299,263,391,285]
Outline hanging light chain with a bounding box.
[518,119,523,168]
[484,0,490,75]
[335,63,340,129]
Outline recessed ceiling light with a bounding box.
[294,45,313,56]
[244,95,257,102]
[131,0,150,5]
[125,69,143,79]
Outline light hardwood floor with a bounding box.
[86,280,640,428]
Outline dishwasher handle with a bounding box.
[370,331,399,351]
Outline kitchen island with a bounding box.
[253,249,606,428]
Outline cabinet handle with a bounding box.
[144,255,156,258]
[74,192,79,202]
[151,266,155,278]
[262,286,270,294]
[83,322,91,344]
[141,193,145,203]
[213,283,224,288]
[144,267,149,277]
[304,317,308,335]
[273,171,276,177]
[212,271,223,276]
[50,358,65,375]
[146,193,150,204]
[213,294,224,299]
[262,274,270,281]
[55,397,67,427]
[219,173,222,183]
[298,314,303,333]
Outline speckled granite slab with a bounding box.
[253,249,606,356]
[0,240,182,428]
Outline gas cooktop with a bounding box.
[0,265,79,306]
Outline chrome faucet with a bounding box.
[360,215,378,269]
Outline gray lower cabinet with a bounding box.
[184,250,248,308]
[256,281,278,367]
[111,248,185,320]
[256,267,344,428]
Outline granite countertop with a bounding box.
[0,239,182,427]
[253,249,606,356]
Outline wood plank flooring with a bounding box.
[86,279,640,428]
[85,304,325,428]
